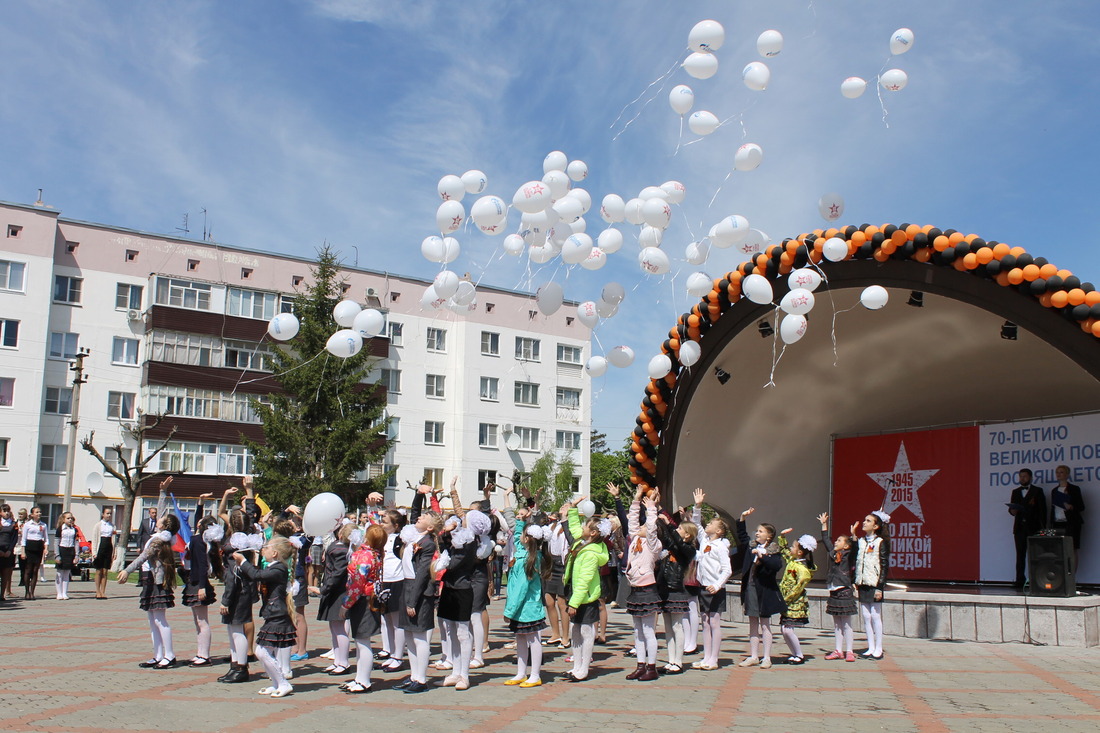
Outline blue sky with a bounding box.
[2,0,1099,443]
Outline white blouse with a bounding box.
[97,520,115,538]
[58,525,78,548]
[21,521,47,544]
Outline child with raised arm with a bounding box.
[818,512,858,662]
[777,527,817,664]
[690,489,732,670]
[562,497,610,682]
[735,507,785,669]
[624,488,663,681]
[503,504,550,687]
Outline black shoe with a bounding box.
[786,657,805,665]
[403,681,429,694]
[223,666,250,683]
[393,678,413,690]
[217,663,239,682]
[154,658,177,669]
[138,659,160,669]
[376,651,391,661]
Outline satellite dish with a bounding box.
[86,472,104,494]
[504,433,522,451]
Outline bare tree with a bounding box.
[80,413,178,570]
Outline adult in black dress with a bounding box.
[1050,464,1086,572]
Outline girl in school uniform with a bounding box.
[184,514,222,667]
[777,529,817,664]
[377,509,407,672]
[117,511,181,669]
[219,509,263,683]
[395,485,443,695]
[624,489,663,682]
[502,506,550,688]
[656,514,696,674]
[853,510,890,660]
[434,511,485,691]
[90,506,118,599]
[54,512,81,600]
[690,490,732,671]
[0,504,17,602]
[562,499,610,682]
[313,522,354,676]
[235,536,297,698]
[340,524,386,693]
[818,512,858,662]
[735,507,785,670]
[18,506,48,600]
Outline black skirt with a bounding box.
[398,594,436,632]
[699,589,726,615]
[857,584,883,605]
[56,546,77,572]
[182,581,216,607]
[471,563,491,613]
[348,597,381,639]
[381,580,404,614]
[626,583,662,616]
[257,616,298,648]
[139,571,175,611]
[292,578,309,609]
[571,600,600,626]
[659,589,691,615]
[316,589,346,622]
[438,586,473,622]
[508,617,548,634]
[23,539,44,566]
[93,538,114,570]
[544,559,567,597]
[826,586,858,616]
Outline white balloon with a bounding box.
[543,150,567,173]
[585,356,608,377]
[461,169,488,195]
[580,247,607,271]
[352,308,385,338]
[639,226,663,248]
[710,214,750,248]
[641,198,673,229]
[624,198,646,225]
[528,243,556,264]
[600,194,626,223]
[436,200,465,234]
[451,280,476,306]
[679,339,702,367]
[576,301,599,329]
[503,233,525,256]
[734,143,763,172]
[513,180,553,214]
[547,222,573,245]
[601,282,625,305]
[638,247,670,275]
[567,187,592,215]
[437,174,465,202]
[818,193,845,222]
[566,160,589,182]
[686,272,713,298]
[779,287,816,316]
[420,284,446,311]
[542,169,571,199]
[326,328,363,359]
[742,273,774,304]
[742,61,771,91]
[738,229,767,257]
[267,312,299,341]
[561,233,594,264]
[788,267,823,292]
[841,76,868,99]
[433,270,460,300]
[597,227,624,254]
[757,29,783,57]
[421,235,445,262]
[823,236,849,262]
[647,353,672,380]
[683,51,718,80]
[660,180,686,205]
[332,299,362,327]
[688,110,719,136]
[879,69,909,91]
[669,84,695,115]
[639,186,669,201]
[302,492,347,537]
[440,236,461,263]
[469,195,508,230]
[607,345,635,368]
[578,499,597,518]
[688,19,725,52]
[860,285,889,310]
[570,217,588,234]
[685,239,710,265]
[552,195,584,223]
[779,314,808,344]
[890,27,914,55]
[595,298,618,318]
[536,282,564,315]
[446,296,476,315]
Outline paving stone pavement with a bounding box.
[1,579,1099,733]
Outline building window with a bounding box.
[125,249,138,262]
[557,344,583,364]
[0,260,26,292]
[146,385,268,423]
[44,386,74,415]
[426,327,447,352]
[40,444,68,472]
[155,277,211,310]
[388,321,403,346]
[386,417,400,442]
[384,464,399,488]
[154,441,217,473]
[0,437,8,468]
[227,287,277,320]
[6,225,22,238]
[217,445,253,475]
[515,337,541,362]
[478,423,498,448]
[556,430,582,450]
[515,426,540,451]
[481,331,499,356]
[53,275,83,304]
[104,446,131,474]
[380,368,401,394]
[423,467,444,490]
[107,391,136,419]
[424,421,444,445]
[224,340,271,371]
[425,374,446,399]
[116,283,143,310]
[150,331,217,366]
[49,332,79,360]
[477,469,497,491]
[514,381,539,406]
[480,376,498,401]
[0,319,15,348]
[112,337,140,365]
[556,387,581,409]
[187,259,199,271]
[0,377,13,407]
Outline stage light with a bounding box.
[713,367,731,385]
[1001,321,1018,341]
[757,319,774,338]
[907,291,924,307]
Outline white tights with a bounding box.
[833,615,854,653]
[328,619,350,668]
[227,624,248,665]
[148,609,174,661]
[381,611,405,660]
[860,602,884,655]
[255,645,290,692]
[55,569,71,598]
[405,629,430,683]
[781,623,802,659]
[663,612,685,667]
[354,641,374,687]
[747,616,772,661]
[682,595,700,653]
[570,621,596,679]
[442,619,472,680]
[701,611,722,667]
[471,611,486,663]
[510,630,543,682]
[191,606,211,659]
[632,613,658,665]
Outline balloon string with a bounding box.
[232,349,326,392]
[830,302,858,366]
[765,308,780,388]
[610,57,680,140]
[674,115,685,156]
[875,56,891,129]
[708,170,733,209]
[313,353,330,405]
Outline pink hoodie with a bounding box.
[625,500,662,587]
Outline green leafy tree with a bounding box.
[243,246,390,509]
[527,449,576,512]
[589,430,631,513]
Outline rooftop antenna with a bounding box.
[176,213,190,235]
[34,188,45,207]
[201,208,211,241]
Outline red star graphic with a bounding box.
[482,225,498,232]
[527,183,545,197]
[441,193,451,201]
[829,204,840,216]
[451,215,462,228]
[663,205,671,218]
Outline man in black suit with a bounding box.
[136,506,158,550]
[1009,468,1046,589]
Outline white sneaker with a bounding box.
[321,650,335,660]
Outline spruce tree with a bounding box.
[243,246,390,509]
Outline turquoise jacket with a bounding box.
[504,518,547,623]
[564,507,609,608]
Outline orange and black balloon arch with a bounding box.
[627,223,1100,494]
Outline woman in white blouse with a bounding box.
[90,507,118,599]
[54,511,80,600]
[19,506,48,600]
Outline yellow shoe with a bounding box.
[519,678,542,688]
[504,678,524,686]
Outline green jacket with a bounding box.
[563,507,609,608]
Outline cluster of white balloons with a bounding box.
[264,297,389,360]
[840,28,914,99]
